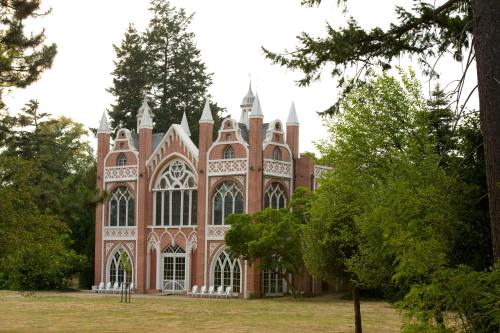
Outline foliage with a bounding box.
[398,264,500,333]
[303,70,493,331]
[107,0,225,142]
[0,104,96,289]
[225,189,312,297]
[0,156,85,290]
[265,0,471,115]
[0,0,57,109]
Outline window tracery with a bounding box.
[109,187,135,226]
[212,181,243,225]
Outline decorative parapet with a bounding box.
[103,226,137,240]
[206,225,231,240]
[313,165,332,178]
[313,165,333,190]
[263,159,292,178]
[104,166,138,182]
[207,159,247,176]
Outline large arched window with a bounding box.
[212,181,244,225]
[272,147,281,161]
[263,269,285,296]
[109,187,135,226]
[213,250,241,293]
[223,146,234,159]
[117,153,127,166]
[109,250,132,284]
[264,183,287,209]
[154,160,197,226]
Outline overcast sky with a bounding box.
[4,0,477,154]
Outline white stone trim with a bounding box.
[206,225,231,240]
[207,158,248,176]
[103,226,137,240]
[104,165,138,182]
[263,159,293,178]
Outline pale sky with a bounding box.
[4,0,477,154]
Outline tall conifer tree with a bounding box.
[107,0,224,143]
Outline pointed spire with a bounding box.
[137,94,153,131]
[241,80,255,106]
[287,101,299,125]
[199,99,214,123]
[181,111,191,136]
[139,96,153,130]
[250,93,263,118]
[97,111,111,134]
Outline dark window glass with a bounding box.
[163,191,170,226]
[110,199,118,226]
[214,194,222,225]
[224,194,233,222]
[235,193,244,214]
[171,191,181,226]
[155,192,162,226]
[119,199,127,226]
[127,198,135,226]
[191,191,197,225]
[183,190,190,226]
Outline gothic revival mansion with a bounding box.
[94,85,330,297]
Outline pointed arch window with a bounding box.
[109,250,132,284]
[212,250,241,293]
[109,187,135,226]
[223,146,235,159]
[117,153,127,166]
[272,147,281,160]
[264,183,287,209]
[212,181,244,225]
[154,160,197,226]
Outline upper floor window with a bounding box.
[264,183,287,209]
[117,153,127,166]
[154,160,197,227]
[109,187,135,226]
[213,181,243,225]
[223,146,235,159]
[272,147,281,161]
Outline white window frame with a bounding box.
[109,187,135,226]
[212,181,244,225]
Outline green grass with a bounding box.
[0,291,401,333]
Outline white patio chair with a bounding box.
[112,282,120,294]
[129,283,134,293]
[188,285,198,297]
[96,282,105,293]
[216,286,224,298]
[224,286,233,299]
[199,285,207,298]
[104,282,112,294]
[207,286,215,298]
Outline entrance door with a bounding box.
[161,244,187,293]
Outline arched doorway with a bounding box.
[161,244,187,293]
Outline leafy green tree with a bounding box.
[265,0,500,261]
[0,0,57,109]
[0,104,97,288]
[304,70,488,332]
[107,0,225,142]
[225,208,304,297]
[0,156,85,290]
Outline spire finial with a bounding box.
[287,101,299,125]
[181,111,191,136]
[199,99,214,123]
[97,111,111,134]
[250,93,263,118]
[138,95,153,130]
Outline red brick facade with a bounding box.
[95,87,330,297]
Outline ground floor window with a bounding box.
[262,269,285,295]
[109,250,132,284]
[162,244,186,292]
[213,250,241,293]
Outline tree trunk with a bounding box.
[472,0,500,261]
[353,286,362,333]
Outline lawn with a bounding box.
[0,291,401,333]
